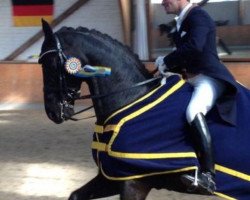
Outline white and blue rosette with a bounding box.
[65,57,111,78]
[65,57,82,74]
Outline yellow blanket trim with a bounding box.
[108,151,197,159]
[214,192,236,200]
[92,140,197,160]
[215,164,250,182]
[100,163,197,181]
[94,125,104,133]
[104,84,164,124]
[92,141,107,151]
[107,79,185,154]
[94,124,117,134]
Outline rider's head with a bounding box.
[161,0,190,15]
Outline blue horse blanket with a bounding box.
[91,75,250,200]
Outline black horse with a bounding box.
[39,20,250,200]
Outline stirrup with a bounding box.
[181,171,216,195]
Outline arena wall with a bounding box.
[1,63,250,106]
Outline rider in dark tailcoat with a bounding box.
[155,0,238,195]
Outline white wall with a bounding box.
[0,0,124,61]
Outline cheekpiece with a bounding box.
[65,57,82,74]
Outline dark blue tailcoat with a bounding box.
[163,6,238,125]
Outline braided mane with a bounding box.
[57,26,152,78]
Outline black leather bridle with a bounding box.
[39,34,161,121]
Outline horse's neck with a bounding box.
[78,32,154,123]
[88,76,153,124]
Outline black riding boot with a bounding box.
[181,113,216,195]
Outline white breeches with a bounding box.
[186,74,225,124]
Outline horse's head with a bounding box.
[39,19,156,124]
[39,19,85,124]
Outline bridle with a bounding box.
[40,34,91,121]
[39,34,161,121]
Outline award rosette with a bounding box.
[65,57,82,74]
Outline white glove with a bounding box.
[155,56,168,75]
[155,56,164,68]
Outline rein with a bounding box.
[77,76,161,100]
[39,34,161,121]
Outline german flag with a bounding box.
[12,0,54,27]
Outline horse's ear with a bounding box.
[41,19,53,38]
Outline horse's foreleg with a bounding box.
[120,180,151,200]
[68,173,120,200]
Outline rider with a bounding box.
[155,0,238,195]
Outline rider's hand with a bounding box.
[155,56,168,75]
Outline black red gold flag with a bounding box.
[12,0,54,27]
